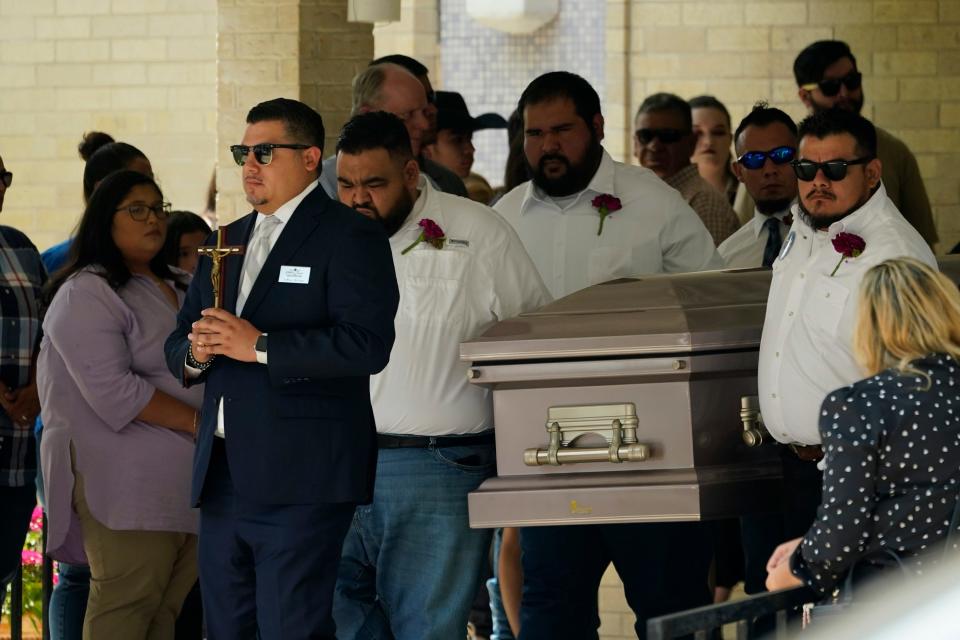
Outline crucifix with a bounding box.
[197,227,245,308]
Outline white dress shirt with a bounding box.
[188,180,318,438]
[718,203,794,268]
[373,177,551,436]
[494,150,723,299]
[757,185,936,445]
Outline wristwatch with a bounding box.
[255,333,268,359]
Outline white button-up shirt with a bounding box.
[718,203,794,269]
[758,185,936,445]
[494,150,723,299]
[188,180,318,438]
[373,178,551,436]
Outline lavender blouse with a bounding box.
[38,268,203,563]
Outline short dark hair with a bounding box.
[162,210,210,269]
[734,101,799,150]
[246,98,325,151]
[336,111,414,164]
[83,141,148,203]
[797,108,877,158]
[370,54,428,77]
[636,93,692,132]
[517,71,602,126]
[46,170,186,304]
[794,40,857,86]
[688,95,731,128]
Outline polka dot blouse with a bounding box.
[790,353,960,596]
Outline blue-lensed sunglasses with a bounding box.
[736,146,796,170]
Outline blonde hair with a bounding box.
[854,257,960,378]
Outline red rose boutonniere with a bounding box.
[591,194,622,236]
[402,218,446,255]
[829,232,866,276]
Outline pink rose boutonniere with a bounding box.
[402,218,446,255]
[829,232,866,276]
[591,194,622,236]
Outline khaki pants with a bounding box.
[72,452,197,640]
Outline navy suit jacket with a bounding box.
[164,186,399,507]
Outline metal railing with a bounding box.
[647,587,812,640]
[6,514,52,640]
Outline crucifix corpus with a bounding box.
[197,228,245,308]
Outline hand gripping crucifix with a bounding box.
[197,228,245,308]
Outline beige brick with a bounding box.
[943,2,960,22]
[915,153,938,178]
[0,0,54,15]
[148,14,209,37]
[34,112,94,135]
[874,52,938,77]
[220,59,279,85]
[1,114,36,135]
[770,26,833,53]
[898,26,960,51]
[219,6,280,33]
[742,51,797,78]
[940,52,960,76]
[629,53,681,78]
[926,176,960,206]
[645,27,706,53]
[707,79,773,104]
[91,15,149,37]
[111,0,172,14]
[874,1,937,24]
[745,2,807,25]
[147,61,215,85]
[55,0,110,14]
[874,102,939,129]
[808,1,873,25]
[35,17,89,39]
[772,78,802,103]
[92,62,148,85]
[146,110,207,134]
[833,26,899,54]
[166,37,217,61]
[91,111,148,134]
[606,26,628,54]
[55,88,111,110]
[276,4,299,29]
[869,77,899,102]
[37,64,93,87]
[111,38,168,61]
[110,87,168,109]
[56,40,110,62]
[942,103,960,127]
[708,27,770,52]
[0,16,36,40]
[942,79,960,101]
[631,2,681,26]
[5,66,37,88]
[234,33,298,59]
[897,128,960,153]
[166,87,216,109]
[671,52,744,78]
[681,3,744,26]
[0,41,55,63]
[899,78,943,101]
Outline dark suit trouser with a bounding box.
[199,439,356,640]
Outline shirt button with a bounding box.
[775,351,780,357]
[800,273,805,279]
[772,393,777,398]
[788,311,794,317]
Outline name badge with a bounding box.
[279,266,310,284]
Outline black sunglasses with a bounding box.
[230,143,311,166]
[791,157,871,182]
[635,128,686,144]
[801,71,862,98]
[737,146,796,170]
[0,171,11,188]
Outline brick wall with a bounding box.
[607,0,960,252]
[0,0,217,251]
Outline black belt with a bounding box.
[377,431,494,449]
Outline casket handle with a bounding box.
[523,412,650,466]
[740,395,768,447]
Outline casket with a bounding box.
[462,256,960,528]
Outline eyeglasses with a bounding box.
[635,128,686,144]
[117,202,172,221]
[737,146,796,170]
[800,71,863,97]
[0,171,11,188]
[791,157,871,182]
[230,143,311,166]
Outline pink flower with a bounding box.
[829,232,866,276]
[29,505,43,532]
[401,218,447,255]
[21,550,42,566]
[591,194,622,236]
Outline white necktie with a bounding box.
[237,215,281,314]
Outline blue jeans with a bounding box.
[49,563,90,640]
[333,442,495,640]
[487,529,515,640]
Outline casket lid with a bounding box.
[461,268,772,362]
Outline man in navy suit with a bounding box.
[164,98,399,640]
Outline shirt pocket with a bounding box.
[587,246,633,286]
[802,274,850,336]
[400,250,468,326]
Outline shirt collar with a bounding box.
[750,200,796,238]
[254,179,318,228]
[519,149,616,215]
[397,175,431,235]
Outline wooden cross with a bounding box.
[197,227,245,308]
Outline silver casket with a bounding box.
[461,257,960,529]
